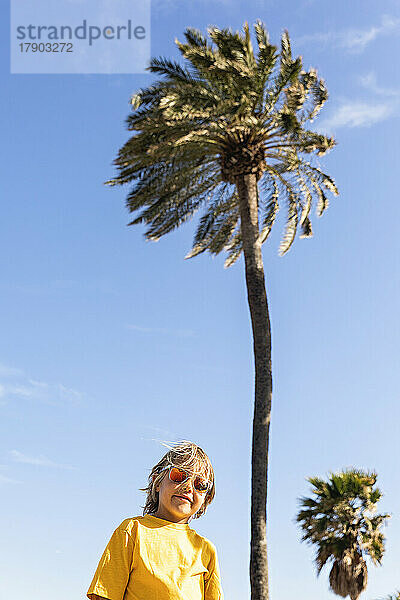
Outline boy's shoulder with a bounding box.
[116,515,148,534]
[189,528,218,554]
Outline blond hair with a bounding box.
[141,440,215,520]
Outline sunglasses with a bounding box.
[167,466,211,495]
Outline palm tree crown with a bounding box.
[297,469,390,600]
[107,20,338,262]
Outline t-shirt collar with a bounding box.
[144,514,191,529]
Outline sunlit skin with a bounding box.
[153,467,209,524]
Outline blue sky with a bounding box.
[1,1,400,599]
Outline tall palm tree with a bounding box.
[296,469,390,600]
[107,21,338,600]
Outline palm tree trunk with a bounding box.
[235,172,273,600]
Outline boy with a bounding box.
[87,440,223,600]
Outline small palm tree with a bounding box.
[378,592,400,600]
[384,593,400,600]
[297,469,390,600]
[107,21,338,600]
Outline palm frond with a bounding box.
[278,189,299,255]
[259,177,279,243]
[224,229,243,267]
[186,186,239,259]
[254,21,278,103]
[183,27,208,48]
[148,57,198,83]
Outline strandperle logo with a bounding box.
[11,0,150,74]
[16,20,146,46]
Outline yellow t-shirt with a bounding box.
[87,514,223,600]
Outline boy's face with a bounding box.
[154,464,209,523]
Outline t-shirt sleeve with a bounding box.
[204,542,224,600]
[87,523,135,600]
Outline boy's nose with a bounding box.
[181,478,194,492]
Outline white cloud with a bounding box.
[359,71,400,97]
[9,450,75,470]
[0,473,22,485]
[344,15,400,51]
[297,14,400,53]
[313,72,400,133]
[0,465,22,484]
[0,363,86,406]
[0,363,24,378]
[317,101,395,132]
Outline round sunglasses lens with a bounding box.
[194,477,209,493]
[169,467,186,483]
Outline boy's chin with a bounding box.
[170,503,193,518]
[174,505,192,516]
